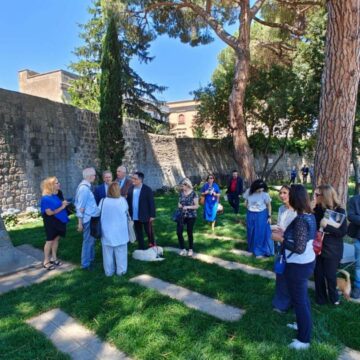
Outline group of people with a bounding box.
[39,167,360,351]
[290,164,314,184]
[40,166,156,276]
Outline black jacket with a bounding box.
[348,195,360,239]
[314,205,347,259]
[226,177,243,196]
[127,184,156,222]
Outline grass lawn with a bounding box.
[1,189,359,359]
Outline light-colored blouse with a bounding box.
[243,189,271,212]
[100,197,129,247]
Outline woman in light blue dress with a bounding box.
[200,174,221,231]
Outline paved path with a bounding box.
[338,347,360,360]
[26,308,131,360]
[0,245,75,295]
[130,274,245,322]
[230,249,253,257]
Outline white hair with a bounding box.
[117,165,127,173]
[82,167,96,179]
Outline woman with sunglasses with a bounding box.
[313,185,347,305]
[272,185,297,313]
[200,174,221,231]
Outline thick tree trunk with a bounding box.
[314,0,360,205]
[229,4,256,185]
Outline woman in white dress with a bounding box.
[99,182,129,276]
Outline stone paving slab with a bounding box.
[230,249,253,257]
[130,274,245,322]
[0,245,76,295]
[164,247,316,290]
[338,347,360,360]
[26,308,131,360]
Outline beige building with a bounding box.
[18,69,78,104]
[167,99,219,138]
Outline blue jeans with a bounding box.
[355,239,360,289]
[272,273,291,311]
[285,261,315,343]
[81,221,95,268]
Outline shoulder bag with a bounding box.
[127,211,136,243]
[90,199,104,238]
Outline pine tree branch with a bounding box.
[144,1,239,49]
[276,0,323,6]
[253,16,304,36]
[250,0,266,19]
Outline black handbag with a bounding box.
[172,209,183,223]
[90,199,104,238]
[347,222,358,238]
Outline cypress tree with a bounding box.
[99,15,124,173]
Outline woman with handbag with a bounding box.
[271,185,297,313]
[177,178,199,256]
[200,174,220,231]
[40,177,69,270]
[99,182,129,276]
[272,184,316,350]
[313,184,347,305]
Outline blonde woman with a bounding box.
[40,177,69,270]
[99,182,129,276]
[313,184,347,305]
[177,178,199,256]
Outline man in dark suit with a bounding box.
[94,170,112,205]
[116,165,132,197]
[127,172,156,249]
[226,170,243,216]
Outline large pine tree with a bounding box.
[99,15,124,173]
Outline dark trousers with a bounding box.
[290,176,296,184]
[227,193,240,214]
[177,217,196,250]
[134,220,155,250]
[285,261,315,343]
[314,255,340,304]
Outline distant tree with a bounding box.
[314,0,360,205]
[69,0,165,124]
[124,0,324,182]
[98,15,124,173]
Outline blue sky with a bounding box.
[0,0,230,102]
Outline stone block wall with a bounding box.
[0,88,98,211]
[0,88,311,211]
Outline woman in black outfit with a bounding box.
[313,184,347,305]
[177,178,199,257]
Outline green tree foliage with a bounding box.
[69,0,165,124]
[98,15,124,173]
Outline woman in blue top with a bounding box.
[200,174,221,231]
[40,177,69,270]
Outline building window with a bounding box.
[178,114,185,125]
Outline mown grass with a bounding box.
[1,190,359,360]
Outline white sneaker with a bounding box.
[288,339,310,350]
[287,322,298,330]
[188,249,193,257]
[179,249,187,256]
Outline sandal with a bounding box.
[51,260,62,266]
[43,262,55,271]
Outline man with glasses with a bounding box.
[75,167,100,270]
[127,172,156,249]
